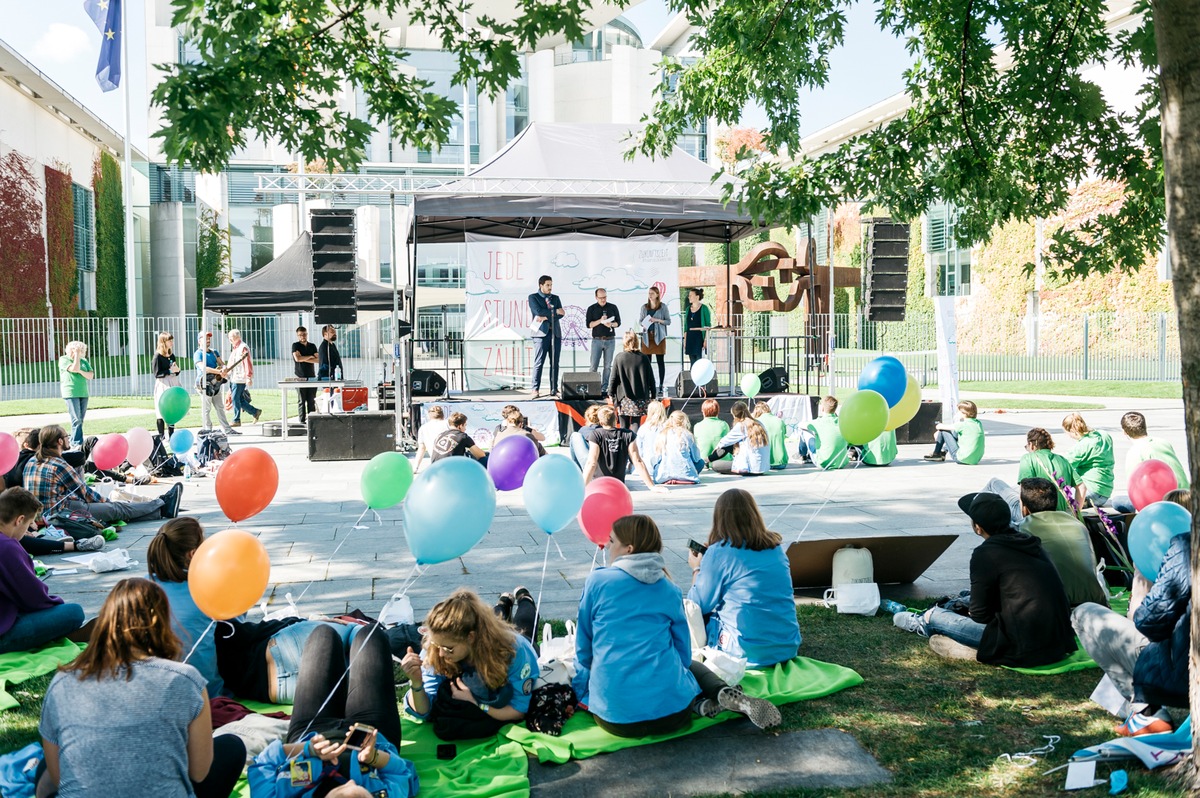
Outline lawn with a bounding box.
[0,392,288,435]
[972,398,1105,411]
[0,606,1189,796]
[957,381,1181,399]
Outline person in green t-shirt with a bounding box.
[1120,411,1190,490]
[1017,427,1086,512]
[693,399,731,469]
[1061,412,1116,506]
[862,429,898,466]
[804,396,849,470]
[925,400,985,464]
[58,340,94,448]
[752,401,789,470]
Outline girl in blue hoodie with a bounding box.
[688,489,802,668]
[573,515,780,737]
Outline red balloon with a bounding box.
[0,432,18,475]
[216,447,279,522]
[92,434,129,471]
[1129,458,1178,511]
[578,477,633,546]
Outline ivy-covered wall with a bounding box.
[0,151,47,319]
[44,165,81,317]
[93,152,126,317]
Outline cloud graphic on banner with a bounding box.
[466,271,500,294]
[574,266,648,291]
[551,252,580,268]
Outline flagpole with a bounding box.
[120,0,139,394]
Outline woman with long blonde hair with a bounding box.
[635,399,669,456]
[37,577,246,798]
[688,489,802,667]
[153,331,183,438]
[645,411,706,484]
[574,515,780,737]
[400,588,540,740]
[708,401,771,475]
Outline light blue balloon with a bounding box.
[857,356,908,408]
[522,455,585,534]
[1128,501,1191,581]
[169,428,194,454]
[402,457,496,564]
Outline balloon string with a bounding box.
[677,383,700,413]
[590,545,601,573]
[182,619,217,665]
[551,536,566,561]
[353,507,371,527]
[790,458,864,544]
[292,525,359,605]
[534,539,552,626]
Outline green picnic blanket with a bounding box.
[0,639,83,711]
[231,699,530,798]
[506,656,864,764]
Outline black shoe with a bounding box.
[225,428,242,436]
[494,593,514,622]
[159,483,183,519]
[923,453,946,461]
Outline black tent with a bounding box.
[203,232,398,314]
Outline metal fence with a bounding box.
[0,309,1180,402]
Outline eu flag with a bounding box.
[83,0,122,92]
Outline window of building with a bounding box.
[72,183,96,311]
[416,244,466,288]
[506,60,529,142]
[557,18,644,64]
[389,51,478,166]
[924,203,972,295]
[415,304,465,357]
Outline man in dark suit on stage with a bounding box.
[527,274,564,398]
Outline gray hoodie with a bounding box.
[612,552,668,584]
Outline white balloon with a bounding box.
[691,358,716,385]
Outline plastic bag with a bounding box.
[258,592,303,621]
[695,646,747,685]
[822,582,881,616]
[683,598,707,650]
[537,621,577,686]
[87,549,137,573]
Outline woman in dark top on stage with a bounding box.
[153,332,182,438]
[608,331,656,433]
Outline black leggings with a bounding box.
[21,536,69,556]
[652,354,665,390]
[595,661,728,738]
[156,419,175,438]
[287,622,402,747]
[620,415,641,434]
[493,594,539,645]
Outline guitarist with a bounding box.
[192,331,239,436]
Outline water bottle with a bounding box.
[880,599,907,615]
[184,463,192,481]
[335,365,342,381]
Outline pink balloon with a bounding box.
[124,427,154,467]
[91,434,130,471]
[578,477,633,546]
[0,432,18,475]
[1129,459,1178,511]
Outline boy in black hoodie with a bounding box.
[894,492,1076,666]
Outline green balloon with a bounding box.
[840,390,889,445]
[361,451,415,509]
[740,373,762,399]
[157,386,191,425]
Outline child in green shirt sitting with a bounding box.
[693,399,731,470]
[805,396,849,470]
[925,400,984,465]
[1121,411,1190,489]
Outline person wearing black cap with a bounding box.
[893,491,1076,666]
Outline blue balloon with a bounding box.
[522,455,585,534]
[402,457,496,564]
[1128,501,1191,581]
[169,429,194,454]
[858,356,908,408]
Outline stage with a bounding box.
[410,391,940,448]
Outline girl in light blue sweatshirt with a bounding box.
[573,515,780,737]
[688,489,802,668]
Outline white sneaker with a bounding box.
[893,611,927,636]
[75,535,105,552]
[717,685,781,730]
[929,634,978,661]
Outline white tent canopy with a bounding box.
[411,123,761,243]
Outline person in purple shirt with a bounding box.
[0,487,84,654]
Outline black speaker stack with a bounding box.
[308,412,395,461]
[675,369,718,397]
[411,369,447,397]
[561,372,603,400]
[311,208,357,326]
[757,366,789,394]
[863,218,910,322]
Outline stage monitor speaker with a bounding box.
[307,412,395,461]
[561,372,602,400]
[863,217,911,323]
[410,369,447,397]
[676,369,718,397]
[311,208,358,326]
[757,366,789,394]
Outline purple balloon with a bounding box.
[487,435,540,491]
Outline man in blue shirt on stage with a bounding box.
[527,275,564,399]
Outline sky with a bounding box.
[1,0,911,152]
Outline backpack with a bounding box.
[831,545,874,586]
[148,434,185,478]
[196,430,231,467]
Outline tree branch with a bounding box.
[958,0,986,165]
[756,0,796,52]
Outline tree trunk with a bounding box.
[1152,0,1200,783]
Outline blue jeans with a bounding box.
[532,334,561,393]
[589,338,615,388]
[932,429,960,460]
[923,606,985,648]
[65,397,88,447]
[267,621,357,704]
[0,603,84,655]
[231,383,260,423]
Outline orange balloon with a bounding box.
[215,447,279,522]
[187,529,271,620]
